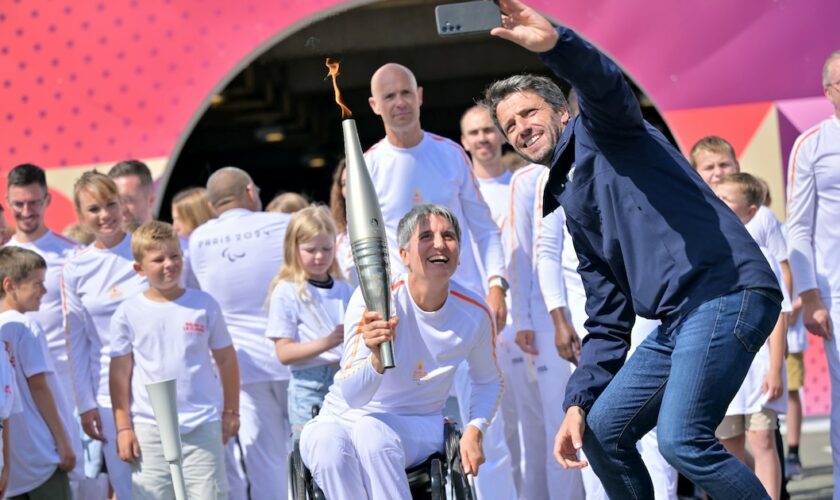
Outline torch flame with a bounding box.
[326,58,353,119]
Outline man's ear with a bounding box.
[369,96,380,116]
[417,86,424,107]
[2,276,15,295]
[460,135,469,152]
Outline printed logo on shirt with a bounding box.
[109,286,124,301]
[412,360,428,380]
[183,322,206,335]
[195,223,281,250]
[221,247,247,262]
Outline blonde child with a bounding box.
[109,221,240,500]
[713,173,789,500]
[265,206,353,433]
[0,247,77,499]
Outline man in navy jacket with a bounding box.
[483,1,783,498]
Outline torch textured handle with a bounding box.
[352,237,395,369]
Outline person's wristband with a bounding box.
[117,427,133,434]
[223,409,239,417]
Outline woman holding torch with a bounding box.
[299,204,503,499]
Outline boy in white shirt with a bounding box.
[0,246,76,499]
[110,221,240,500]
[713,173,789,499]
[300,204,503,500]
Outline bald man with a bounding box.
[363,65,515,499]
[188,167,291,500]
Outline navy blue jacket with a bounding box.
[539,28,783,413]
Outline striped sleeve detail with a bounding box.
[450,290,505,430]
[786,124,821,213]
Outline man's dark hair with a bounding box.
[481,74,568,137]
[108,159,153,188]
[8,163,47,189]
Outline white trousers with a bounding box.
[824,299,840,499]
[239,380,290,500]
[131,421,228,500]
[531,311,585,500]
[497,329,549,500]
[98,405,134,499]
[454,362,518,500]
[300,410,442,499]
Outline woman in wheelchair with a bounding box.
[299,204,503,499]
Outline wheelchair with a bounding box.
[288,411,474,500]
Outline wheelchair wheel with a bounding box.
[444,420,475,500]
[429,457,444,500]
[288,441,308,500]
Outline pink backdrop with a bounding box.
[1,0,836,415]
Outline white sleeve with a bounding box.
[786,134,818,297]
[509,172,535,332]
[458,155,505,280]
[465,310,504,433]
[207,297,233,350]
[109,304,133,357]
[335,291,383,408]
[61,265,97,413]
[761,207,788,265]
[537,205,568,312]
[265,284,299,341]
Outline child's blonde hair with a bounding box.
[718,172,768,208]
[267,205,342,303]
[131,221,180,262]
[266,192,310,214]
[73,170,119,213]
[172,187,216,235]
[0,247,46,299]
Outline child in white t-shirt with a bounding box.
[0,247,76,499]
[109,221,240,500]
[265,206,353,433]
[714,173,789,500]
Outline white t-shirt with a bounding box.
[335,231,358,287]
[323,276,503,433]
[787,115,840,299]
[725,249,792,416]
[266,280,354,369]
[7,231,78,396]
[188,208,291,385]
[746,205,787,267]
[1,310,79,496]
[476,171,513,235]
[62,234,147,412]
[364,132,505,295]
[110,289,233,433]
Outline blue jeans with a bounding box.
[582,289,780,500]
[288,363,339,434]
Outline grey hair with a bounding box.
[480,74,568,136]
[397,204,461,249]
[823,49,840,87]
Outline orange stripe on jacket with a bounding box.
[450,290,505,429]
[786,125,821,215]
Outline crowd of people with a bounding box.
[0,0,838,499]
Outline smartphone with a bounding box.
[435,1,501,37]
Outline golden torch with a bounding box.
[326,59,395,369]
